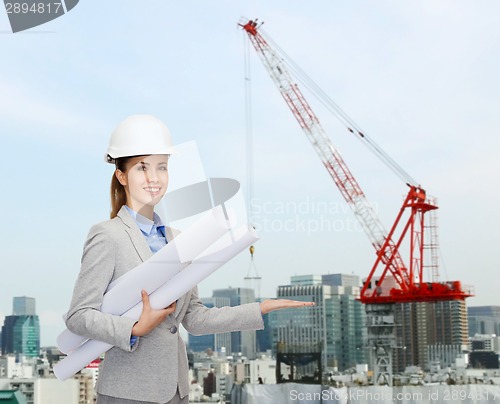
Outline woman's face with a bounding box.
[116,154,169,215]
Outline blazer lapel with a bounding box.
[116,206,153,263]
[174,295,186,318]
[117,206,186,315]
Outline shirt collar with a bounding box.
[124,205,164,236]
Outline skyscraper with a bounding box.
[1,297,40,358]
[468,306,500,337]
[13,296,36,316]
[272,274,366,372]
[394,300,469,372]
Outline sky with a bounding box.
[0,1,499,346]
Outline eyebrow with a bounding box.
[138,161,168,166]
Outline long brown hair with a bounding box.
[110,157,133,219]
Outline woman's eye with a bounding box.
[159,166,168,171]
[138,165,147,171]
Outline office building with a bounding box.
[394,300,469,372]
[322,274,360,289]
[427,344,463,369]
[290,275,322,286]
[271,274,366,372]
[12,298,36,317]
[468,306,500,337]
[1,298,40,358]
[470,334,500,354]
[0,375,94,404]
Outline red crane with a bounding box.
[240,19,472,305]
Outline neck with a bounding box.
[127,204,154,221]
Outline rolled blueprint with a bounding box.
[57,205,230,354]
[57,176,242,354]
[53,224,257,381]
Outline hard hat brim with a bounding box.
[105,147,178,164]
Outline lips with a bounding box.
[144,187,161,193]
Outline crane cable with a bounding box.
[243,33,261,289]
[260,28,419,188]
[244,32,255,228]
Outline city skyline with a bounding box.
[1,1,499,347]
[2,290,499,350]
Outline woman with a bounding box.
[65,114,314,404]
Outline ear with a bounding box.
[115,169,127,186]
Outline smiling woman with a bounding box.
[114,155,170,220]
[64,114,314,404]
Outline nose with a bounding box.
[143,168,158,183]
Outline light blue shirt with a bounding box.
[124,206,167,254]
[124,206,168,345]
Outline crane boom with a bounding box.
[241,19,472,303]
[240,20,411,295]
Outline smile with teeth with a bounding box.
[144,187,161,193]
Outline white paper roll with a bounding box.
[53,225,257,381]
[57,206,230,354]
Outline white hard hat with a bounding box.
[105,114,177,164]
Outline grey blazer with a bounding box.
[66,206,264,403]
